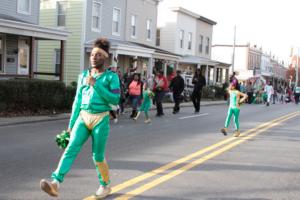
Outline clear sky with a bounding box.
[174,0,300,64]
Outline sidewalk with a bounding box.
[0,100,226,127]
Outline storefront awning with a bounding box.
[0,18,70,41]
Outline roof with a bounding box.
[170,7,217,25]
[0,14,31,24]
[85,39,181,61]
[180,55,231,67]
[0,18,71,41]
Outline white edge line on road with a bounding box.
[179,113,209,119]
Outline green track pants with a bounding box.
[224,107,240,130]
[51,115,110,186]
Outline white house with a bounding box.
[157,2,230,85]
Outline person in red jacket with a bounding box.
[153,70,168,116]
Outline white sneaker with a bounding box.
[113,118,118,123]
[95,185,111,199]
[144,119,151,124]
[40,179,59,197]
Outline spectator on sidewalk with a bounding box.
[264,81,274,106]
[169,70,185,114]
[153,70,168,116]
[40,37,120,199]
[229,71,240,91]
[246,82,254,104]
[128,73,143,118]
[191,68,206,114]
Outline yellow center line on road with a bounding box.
[82,111,299,200]
[114,112,300,200]
[108,111,298,194]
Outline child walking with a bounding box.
[133,86,154,123]
[221,82,248,137]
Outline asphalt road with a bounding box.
[0,103,299,200]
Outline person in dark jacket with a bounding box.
[229,71,240,91]
[169,70,185,114]
[191,68,206,113]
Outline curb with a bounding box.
[0,116,70,127]
[0,101,226,127]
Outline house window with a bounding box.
[146,19,152,40]
[112,8,121,35]
[17,0,31,14]
[179,30,184,48]
[54,49,61,74]
[57,1,67,27]
[131,15,137,38]
[188,32,192,50]
[199,35,203,53]
[156,29,160,46]
[92,0,102,32]
[205,37,210,54]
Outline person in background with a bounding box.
[293,85,300,104]
[169,70,185,114]
[128,73,143,118]
[229,71,240,91]
[191,68,206,114]
[40,38,120,199]
[133,84,154,123]
[246,81,254,104]
[264,81,274,106]
[153,70,168,116]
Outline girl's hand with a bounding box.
[86,76,96,86]
[67,128,72,135]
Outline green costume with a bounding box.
[224,90,240,130]
[139,90,152,113]
[51,69,120,186]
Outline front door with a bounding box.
[17,39,29,75]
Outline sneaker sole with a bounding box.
[95,188,111,199]
[40,180,58,197]
[220,129,227,136]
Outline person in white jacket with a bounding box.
[264,81,274,106]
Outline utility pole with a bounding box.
[231,25,236,73]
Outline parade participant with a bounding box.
[128,73,143,118]
[40,37,120,199]
[133,85,154,123]
[221,82,248,137]
[169,70,185,114]
[191,68,206,114]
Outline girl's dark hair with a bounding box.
[93,37,110,54]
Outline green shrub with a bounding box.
[202,85,226,100]
[0,79,76,114]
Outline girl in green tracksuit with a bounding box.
[221,82,248,137]
[133,86,154,123]
[40,38,120,199]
